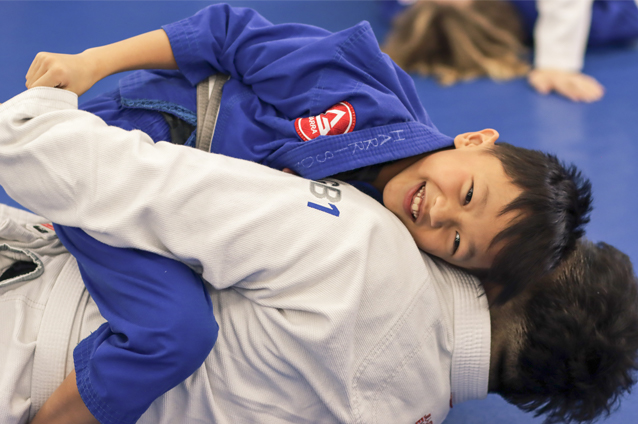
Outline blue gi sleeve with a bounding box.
[162,3,434,127]
[54,224,218,424]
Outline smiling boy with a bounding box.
[22,4,592,423]
[382,129,522,270]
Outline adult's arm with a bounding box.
[533,0,593,72]
[0,87,356,289]
[529,0,604,102]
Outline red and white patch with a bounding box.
[415,413,433,424]
[295,101,356,141]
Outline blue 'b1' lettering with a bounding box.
[307,180,341,217]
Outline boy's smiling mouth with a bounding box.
[410,183,426,221]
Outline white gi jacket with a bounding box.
[0,88,490,424]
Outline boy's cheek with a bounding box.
[412,231,445,261]
[381,184,400,214]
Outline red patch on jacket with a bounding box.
[415,413,433,424]
[295,101,356,141]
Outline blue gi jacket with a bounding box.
[90,4,452,179]
[65,4,453,423]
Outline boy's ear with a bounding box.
[454,128,500,149]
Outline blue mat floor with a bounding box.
[1,1,637,423]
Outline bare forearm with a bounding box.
[84,29,178,81]
[26,29,177,96]
[30,371,99,424]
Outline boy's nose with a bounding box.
[428,196,457,228]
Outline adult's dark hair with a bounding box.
[497,240,638,423]
[382,0,529,85]
[484,142,592,304]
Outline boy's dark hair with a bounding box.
[497,240,638,423]
[382,0,529,85]
[485,142,593,304]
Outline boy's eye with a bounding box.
[453,232,460,255]
[464,184,474,205]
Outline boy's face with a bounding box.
[383,129,522,271]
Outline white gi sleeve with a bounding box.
[0,87,370,291]
[534,0,594,71]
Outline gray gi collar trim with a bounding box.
[196,73,230,153]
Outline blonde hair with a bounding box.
[383,0,530,85]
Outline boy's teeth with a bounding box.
[411,185,425,220]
